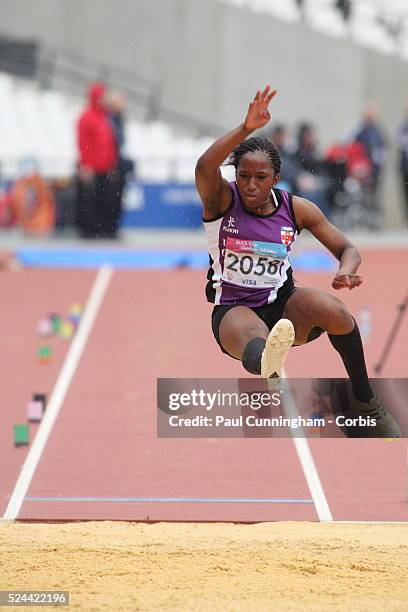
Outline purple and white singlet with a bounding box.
[204,182,299,306]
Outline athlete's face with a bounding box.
[236,152,279,210]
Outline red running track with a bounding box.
[1,249,407,522]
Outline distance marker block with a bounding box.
[14,424,29,446]
[37,317,53,337]
[69,303,83,317]
[38,345,51,364]
[51,315,62,334]
[33,393,47,409]
[68,314,81,328]
[60,320,74,340]
[27,400,44,422]
[38,345,51,357]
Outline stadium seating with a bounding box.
[0,72,209,183]
[218,0,408,58]
[1,1,407,183]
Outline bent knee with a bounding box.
[218,308,269,359]
[286,289,354,337]
[320,295,354,333]
[327,296,353,324]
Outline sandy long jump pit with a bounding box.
[1,521,408,611]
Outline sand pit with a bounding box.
[1,521,408,611]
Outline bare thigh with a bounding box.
[218,288,354,359]
[218,306,270,360]
[283,287,354,345]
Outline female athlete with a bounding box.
[195,85,400,438]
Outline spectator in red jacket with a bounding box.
[76,82,119,238]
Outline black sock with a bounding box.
[328,319,374,403]
[242,337,266,375]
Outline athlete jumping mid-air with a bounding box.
[195,85,400,438]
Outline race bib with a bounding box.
[222,238,287,288]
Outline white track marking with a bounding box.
[274,370,333,522]
[2,265,113,522]
[333,521,408,524]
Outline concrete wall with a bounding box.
[1,0,407,225]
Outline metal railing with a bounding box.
[36,45,225,137]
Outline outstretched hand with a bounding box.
[244,85,277,131]
[332,274,363,290]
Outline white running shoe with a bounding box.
[261,319,295,382]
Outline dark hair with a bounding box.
[227,136,281,175]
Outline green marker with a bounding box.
[38,345,51,358]
[51,316,62,333]
[14,424,29,446]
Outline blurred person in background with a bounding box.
[351,101,387,229]
[0,184,14,229]
[269,124,297,192]
[106,91,135,238]
[353,101,387,191]
[76,82,118,239]
[324,139,374,230]
[324,142,349,219]
[292,123,330,217]
[395,105,408,221]
[10,158,55,235]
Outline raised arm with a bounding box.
[293,196,363,290]
[195,86,277,220]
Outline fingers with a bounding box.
[253,86,277,105]
[247,86,276,129]
[261,85,277,103]
[346,274,363,288]
[332,274,363,290]
[266,89,278,104]
[349,280,363,289]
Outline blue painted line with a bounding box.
[15,248,335,271]
[16,249,209,269]
[25,496,314,504]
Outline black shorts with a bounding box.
[211,288,324,359]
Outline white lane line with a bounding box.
[2,265,113,522]
[332,520,408,524]
[277,370,333,522]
